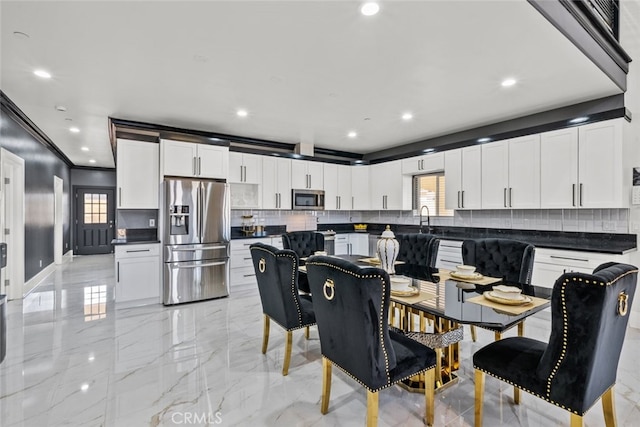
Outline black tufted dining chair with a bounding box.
[306,256,437,426]
[282,231,325,293]
[473,262,637,427]
[396,234,440,267]
[250,242,316,376]
[462,238,535,341]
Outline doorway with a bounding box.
[0,148,26,300]
[74,186,115,255]
[54,176,63,264]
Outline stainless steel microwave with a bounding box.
[292,189,325,210]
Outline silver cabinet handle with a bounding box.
[418,159,421,170]
[240,165,243,182]
[579,183,583,206]
[193,157,197,176]
[117,262,120,282]
[352,196,354,210]
[171,245,227,251]
[118,187,122,207]
[461,190,465,208]
[198,157,202,176]
[572,184,576,207]
[125,249,151,253]
[457,191,461,208]
[172,261,227,269]
[550,255,589,262]
[503,188,507,207]
[509,187,512,207]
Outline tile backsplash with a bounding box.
[117,209,158,229]
[231,208,629,233]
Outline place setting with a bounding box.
[435,264,502,285]
[389,275,436,304]
[467,284,548,315]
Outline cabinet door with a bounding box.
[228,152,244,183]
[276,158,292,209]
[116,256,160,302]
[349,233,369,256]
[262,157,278,209]
[540,128,578,208]
[369,164,386,209]
[162,140,197,177]
[334,235,349,255]
[381,160,403,210]
[323,163,338,210]
[336,165,352,210]
[509,134,540,209]
[402,156,423,175]
[291,160,308,189]
[481,141,509,209]
[351,166,370,210]
[197,145,228,179]
[307,161,324,190]
[444,149,462,210]
[461,146,482,209]
[243,153,262,184]
[117,139,159,209]
[578,120,624,208]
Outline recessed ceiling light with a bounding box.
[33,69,51,79]
[477,137,491,143]
[354,160,363,164]
[347,131,357,138]
[402,113,413,121]
[501,78,517,87]
[81,147,89,152]
[360,2,380,16]
[569,116,589,124]
[81,384,89,392]
[423,148,435,153]
[88,159,96,164]
[69,127,80,133]
[55,105,67,112]
[236,109,248,117]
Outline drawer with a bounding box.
[231,253,254,269]
[230,265,257,287]
[115,243,160,258]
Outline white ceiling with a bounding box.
[0,1,622,168]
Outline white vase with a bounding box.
[376,225,399,275]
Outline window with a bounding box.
[83,193,107,224]
[413,172,452,217]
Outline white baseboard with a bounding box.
[23,261,57,297]
[64,250,73,258]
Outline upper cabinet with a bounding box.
[540,120,625,208]
[370,160,410,210]
[116,139,159,209]
[262,157,292,210]
[444,146,482,210]
[324,163,352,210]
[401,152,444,175]
[291,159,323,190]
[161,139,228,179]
[229,152,262,184]
[481,135,540,209]
[351,166,371,210]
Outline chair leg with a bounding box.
[305,326,310,339]
[602,387,617,427]
[262,315,270,354]
[424,368,435,426]
[321,357,332,414]
[366,390,379,427]
[282,330,293,376]
[570,413,584,427]
[518,321,525,336]
[470,325,477,342]
[435,348,443,387]
[475,369,485,427]
[513,387,520,404]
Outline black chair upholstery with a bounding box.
[306,256,437,425]
[462,238,535,285]
[396,234,440,267]
[250,242,316,376]
[282,231,325,258]
[473,262,638,426]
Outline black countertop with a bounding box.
[230,225,287,240]
[317,223,636,255]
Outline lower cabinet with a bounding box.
[435,240,463,270]
[115,243,161,305]
[335,233,369,256]
[230,237,283,290]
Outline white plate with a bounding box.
[390,276,411,291]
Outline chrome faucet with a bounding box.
[419,205,431,234]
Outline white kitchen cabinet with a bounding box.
[334,234,349,255]
[324,163,352,210]
[531,247,630,288]
[481,135,540,209]
[333,233,369,256]
[444,146,482,210]
[262,157,292,209]
[230,237,283,290]
[370,160,409,210]
[161,139,228,179]
[434,240,463,270]
[116,139,159,209]
[229,152,262,184]
[540,120,625,208]
[401,152,444,175]
[351,166,371,210]
[292,159,323,190]
[115,243,160,305]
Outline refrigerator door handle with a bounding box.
[170,261,227,269]
[170,245,227,251]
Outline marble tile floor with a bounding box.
[1,254,640,426]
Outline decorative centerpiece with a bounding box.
[376,225,399,274]
[241,215,256,235]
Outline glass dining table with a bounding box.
[304,255,552,391]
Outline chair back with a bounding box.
[250,242,307,329]
[537,262,637,413]
[396,234,440,267]
[282,231,325,258]
[462,238,535,284]
[306,256,397,390]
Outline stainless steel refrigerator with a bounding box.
[163,177,230,305]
